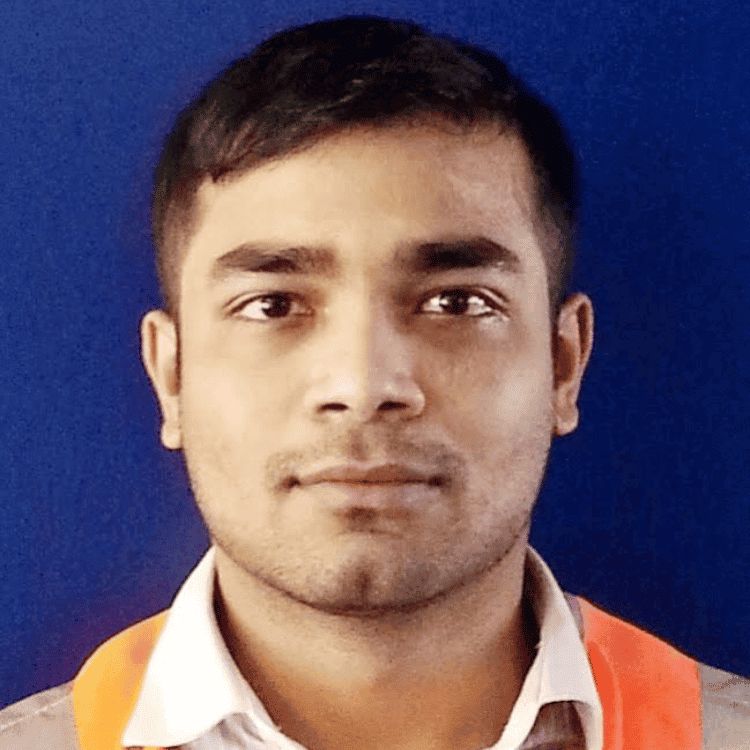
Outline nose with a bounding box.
[303,303,426,422]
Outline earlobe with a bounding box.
[553,293,594,436]
[141,310,182,450]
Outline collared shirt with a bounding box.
[122,547,603,750]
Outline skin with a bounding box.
[142,123,593,750]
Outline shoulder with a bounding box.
[699,663,750,749]
[572,595,750,748]
[0,612,167,750]
[0,683,79,750]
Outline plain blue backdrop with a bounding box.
[2,0,749,707]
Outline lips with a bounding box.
[295,463,443,487]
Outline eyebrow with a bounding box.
[211,244,337,279]
[399,237,522,275]
[210,236,521,281]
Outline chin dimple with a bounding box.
[344,507,378,523]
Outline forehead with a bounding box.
[183,124,546,281]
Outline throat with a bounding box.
[212,540,535,750]
[217,598,534,750]
[235,630,534,750]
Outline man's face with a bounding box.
[143,124,590,615]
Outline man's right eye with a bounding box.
[232,294,311,321]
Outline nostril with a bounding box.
[379,401,408,411]
[320,402,348,412]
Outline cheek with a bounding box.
[426,328,554,425]
[423,334,555,487]
[178,361,285,522]
[179,317,299,422]
[493,359,555,420]
[179,356,288,455]
[451,371,554,455]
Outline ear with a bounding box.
[141,310,182,450]
[552,293,594,436]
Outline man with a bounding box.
[1,15,748,750]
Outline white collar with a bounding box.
[122,549,278,748]
[494,548,603,750]
[123,546,602,750]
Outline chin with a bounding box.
[217,534,439,614]
[222,534,519,620]
[266,580,451,619]
[277,555,440,616]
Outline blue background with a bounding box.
[2,0,749,707]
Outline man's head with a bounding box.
[142,17,593,616]
[151,16,580,317]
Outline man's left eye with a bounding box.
[419,289,502,317]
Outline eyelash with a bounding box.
[418,289,507,318]
[230,293,312,321]
[229,288,508,321]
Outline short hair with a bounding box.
[152,16,579,314]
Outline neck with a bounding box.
[214,539,535,750]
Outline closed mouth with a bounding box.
[291,463,445,488]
